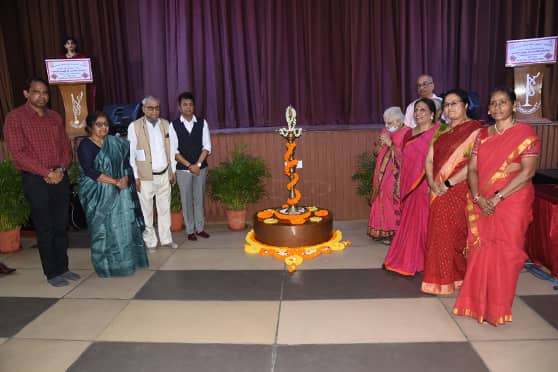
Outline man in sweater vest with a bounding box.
[128,96,178,251]
[170,92,211,241]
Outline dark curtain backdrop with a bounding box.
[0,0,556,130]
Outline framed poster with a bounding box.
[505,36,557,67]
[45,58,93,83]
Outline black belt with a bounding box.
[153,167,168,175]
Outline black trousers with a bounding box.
[22,172,70,279]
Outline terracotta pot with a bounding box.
[226,209,248,231]
[0,226,22,253]
[171,211,185,232]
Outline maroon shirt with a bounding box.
[3,104,72,177]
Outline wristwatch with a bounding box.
[196,162,202,168]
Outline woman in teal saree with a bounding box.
[77,112,148,277]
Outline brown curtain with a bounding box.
[0,0,557,130]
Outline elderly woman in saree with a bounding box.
[383,98,439,275]
[453,88,540,326]
[77,111,148,277]
[421,89,482,294]
[367,107,406,244]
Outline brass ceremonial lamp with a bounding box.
[279,106,303,215]
[244,105,351,272]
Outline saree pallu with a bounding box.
[422,120,481,294]
[384,125,438,276]
[79,135,148,277]
[453,123,540,325]
[368,127,408,239]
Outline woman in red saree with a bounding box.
[384,98,439,275]
[453,88,540,326]
[422,89,481,294]
[368,107,406,243]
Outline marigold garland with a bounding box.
[284,142,301,206]
[273,209,311,223]
[314,209,329,217]
[255,207,330,226]
[244,229,352,272]
[257,210,274,219]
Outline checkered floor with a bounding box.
[1,221,557,372]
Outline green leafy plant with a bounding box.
[67,161,80,193]
[351,151,376,205]
[171,183,182,213]
[0,160,31,231]
[207,144,271,211]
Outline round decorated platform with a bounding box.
[245,206,351,272]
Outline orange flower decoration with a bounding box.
[257,210,274,219]
[314,209,329,217]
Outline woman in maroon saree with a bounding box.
[453,88,540,326]
[422,89,481,294]
[383,98,438,276]
[368,107,406,243]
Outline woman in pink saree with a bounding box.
[368,107,406,243]
[453,88,540,326]
[383,98,439,276]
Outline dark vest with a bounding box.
[172,117,208,170]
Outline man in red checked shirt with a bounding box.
[3,77,80,287]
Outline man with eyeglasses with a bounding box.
[404,74,443,128]
[4,77,78,287]
[127,96,179,252]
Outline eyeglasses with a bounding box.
[417,81,433,88]
[144,106,160,111]
[489,100,510,108]
[94,121,109,128]
[443,101,463,109]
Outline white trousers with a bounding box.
[137,173,172,247]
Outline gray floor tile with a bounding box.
[0,297,57,337]
[134,270,284,300]
[68,342,272,372]
[520,295,558,330]
[282,269,427,300]
[275,343,489,372]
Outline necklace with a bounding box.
[494,119,516,135]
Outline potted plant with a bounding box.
[170,183,184,231]
[207,144,270,230]
[0,160,31,253]
[351,151,376,206]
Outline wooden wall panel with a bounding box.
[534,124,558,169]
[205,123,558,223]
[205,128,381,223]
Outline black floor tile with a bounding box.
[520,294,558,330]
[282,269,427,300]
[134,270,284,300]
[68,342,272,372]
[0,297,58,337]
[275,343,489,372]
